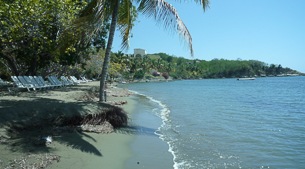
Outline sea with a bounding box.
[122,76,305,169]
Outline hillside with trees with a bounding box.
[106,52,303,81]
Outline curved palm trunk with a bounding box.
[99,0,120,102]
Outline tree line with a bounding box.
[108,52,302,81]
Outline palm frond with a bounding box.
[118,0,136,50]
[194,0,210,11]
[72,0,110,45]
[137,0,157,18]
[137,0,194,55]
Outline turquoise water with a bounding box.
[124,76,305,169]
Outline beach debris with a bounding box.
[34,136,53,146]
[45,136,53,143]
[4,154,60,169]
[79,122,114,133]
[54,106,128,129]
[43,136,53,144]
[107,100,128,106]
[114,101,127,105]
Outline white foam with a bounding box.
[128,89,187,169]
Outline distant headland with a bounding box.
[108,52,304,82]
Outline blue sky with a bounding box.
[112,0,305,73]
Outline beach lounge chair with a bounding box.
[10,76,35,91]
[80,76,88,83]
[0,77,9,86]
[48,76,64,87]
[18,76,43,91]
[52,76,65,87]
[60,76,74,86]
[23,76,46,90]
[74,76,87,83]
[29,76,55,90]
[0,78,11,91]
[0,78,5,85]
[32,76,51,89]
[81,76,92,82]
[35,76,60,89]
[69,76,82,84]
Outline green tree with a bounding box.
[79,0,209,102]
[0,0,87,75]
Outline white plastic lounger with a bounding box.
[23,76,45,90]
[18,76,39,91]
[76,76,87,83]
[50,76,64,87]
[35,76,60,88]
[0,77,7,85]
[69,76,81,84]
[28,76,52,90]
[32,76,52,89]
[47,76,64,87]
[81,76,92,82]
[60,76,74,86]
[10,76,34,91]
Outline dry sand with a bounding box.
[0,81,136,169]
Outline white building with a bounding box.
[134,48,146,57]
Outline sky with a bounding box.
[112,0,305,73]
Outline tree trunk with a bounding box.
[99,0,120,102]
[0,53,19,76]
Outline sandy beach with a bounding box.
[0,81,137,169]
[0,80,175,169]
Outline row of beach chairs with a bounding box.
[0,77,10,86]
[9,75,92,92]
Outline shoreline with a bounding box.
[0,81,174,169]
[124,94,174,169]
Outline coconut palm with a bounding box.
[80,0,209,102]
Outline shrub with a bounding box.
[162,72,169,79]
[152,71,160,76]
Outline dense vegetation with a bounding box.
[0,0,109,78]
[107,52,302,81]
[0,1,302,82]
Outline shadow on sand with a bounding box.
[0,90,157,159]
[0,97,106,156]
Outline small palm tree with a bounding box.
[80,0,209,102]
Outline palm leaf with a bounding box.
[137,0,193,55]
[73,0,111,44]
[194,0,210,11]
[117,0,137,50]
[137,0,209,56]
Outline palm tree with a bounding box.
[80,0,209,102]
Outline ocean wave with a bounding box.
[128,89,189,169]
